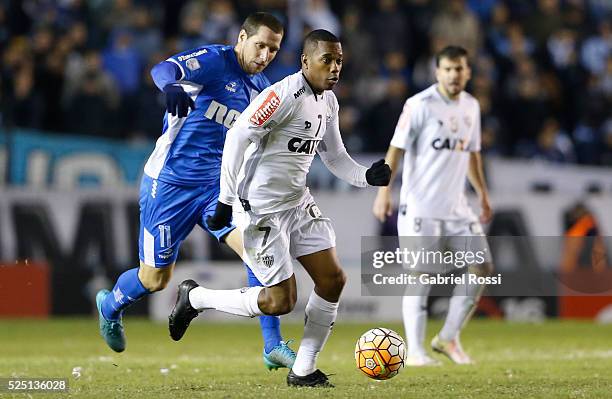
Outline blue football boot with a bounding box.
[263,340,296,370]
[96,289,126,352]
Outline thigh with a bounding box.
[443,219,492,266]
[241,210,293,287]
[138,261,175,289]
[223,229,244,261]
[289,201,336,259]
[397,216,446,272]
[296,246,343,287]
[223,207,248,259]
[260,274,297,313]
[138,175,201,267]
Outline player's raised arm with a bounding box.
[318,95,391,187]
[150,61,194,118]
[151,47,226,117]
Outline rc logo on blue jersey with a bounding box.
[225,81,237,93]
[204,100,241,128]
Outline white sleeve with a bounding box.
[390,98,424,150]
[219,86,292,205]
[467,100,482,152]
[317,95,368,187]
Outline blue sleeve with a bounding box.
[166,47,225,87]
[151,61,181,91]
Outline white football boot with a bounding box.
[431,334,474,365]
[404,353,442,367]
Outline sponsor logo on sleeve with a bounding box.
[249,91,281,126]
[177,49,208,61]
[186,58,200,71]
[306,203,323,218]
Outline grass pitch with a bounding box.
[1,318,611,398]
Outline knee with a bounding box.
[269,302,294,316]
[146,278,169,292]
[138,265,173,292]
[263,292,296,315]
[339,269,348,288]
[316,268,347,301]
[329,268,347,292]
[141,276,169,292]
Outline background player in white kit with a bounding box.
[169,29,391,387]
[373,46,494,366]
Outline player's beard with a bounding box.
[448,81,463,95]
[250,60,267,74]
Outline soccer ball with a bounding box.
[354,327,406,380]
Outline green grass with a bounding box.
[1,318,611,398]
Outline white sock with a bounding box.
[438,277,485,341]
[292,291,339,376]
[188,286,263,317]
[402,294,429,356]
[402,278,432,357]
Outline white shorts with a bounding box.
[235,193,336,287]
[397,214,492,273]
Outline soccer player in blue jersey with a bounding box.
[95,12,295,370]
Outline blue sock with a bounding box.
[245,264,282,353]
[101,268,150,321]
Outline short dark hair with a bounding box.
[435,45,469,67]
[303,29,340,54]
[241,12,284,37]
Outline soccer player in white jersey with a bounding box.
[373,46,494,366]
[169,29,391,387]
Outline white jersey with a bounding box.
[391,84,481,220]
[220,71,369,214]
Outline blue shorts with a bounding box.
[138,174,236,267]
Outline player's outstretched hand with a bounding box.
[373,189,393,223]
[366,159,391,186]
[479,196,493,224]
[163,84,195,118]
[206,201,233,231]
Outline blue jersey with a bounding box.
[144,45,270,186]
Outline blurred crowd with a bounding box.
[1,0,611,165]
